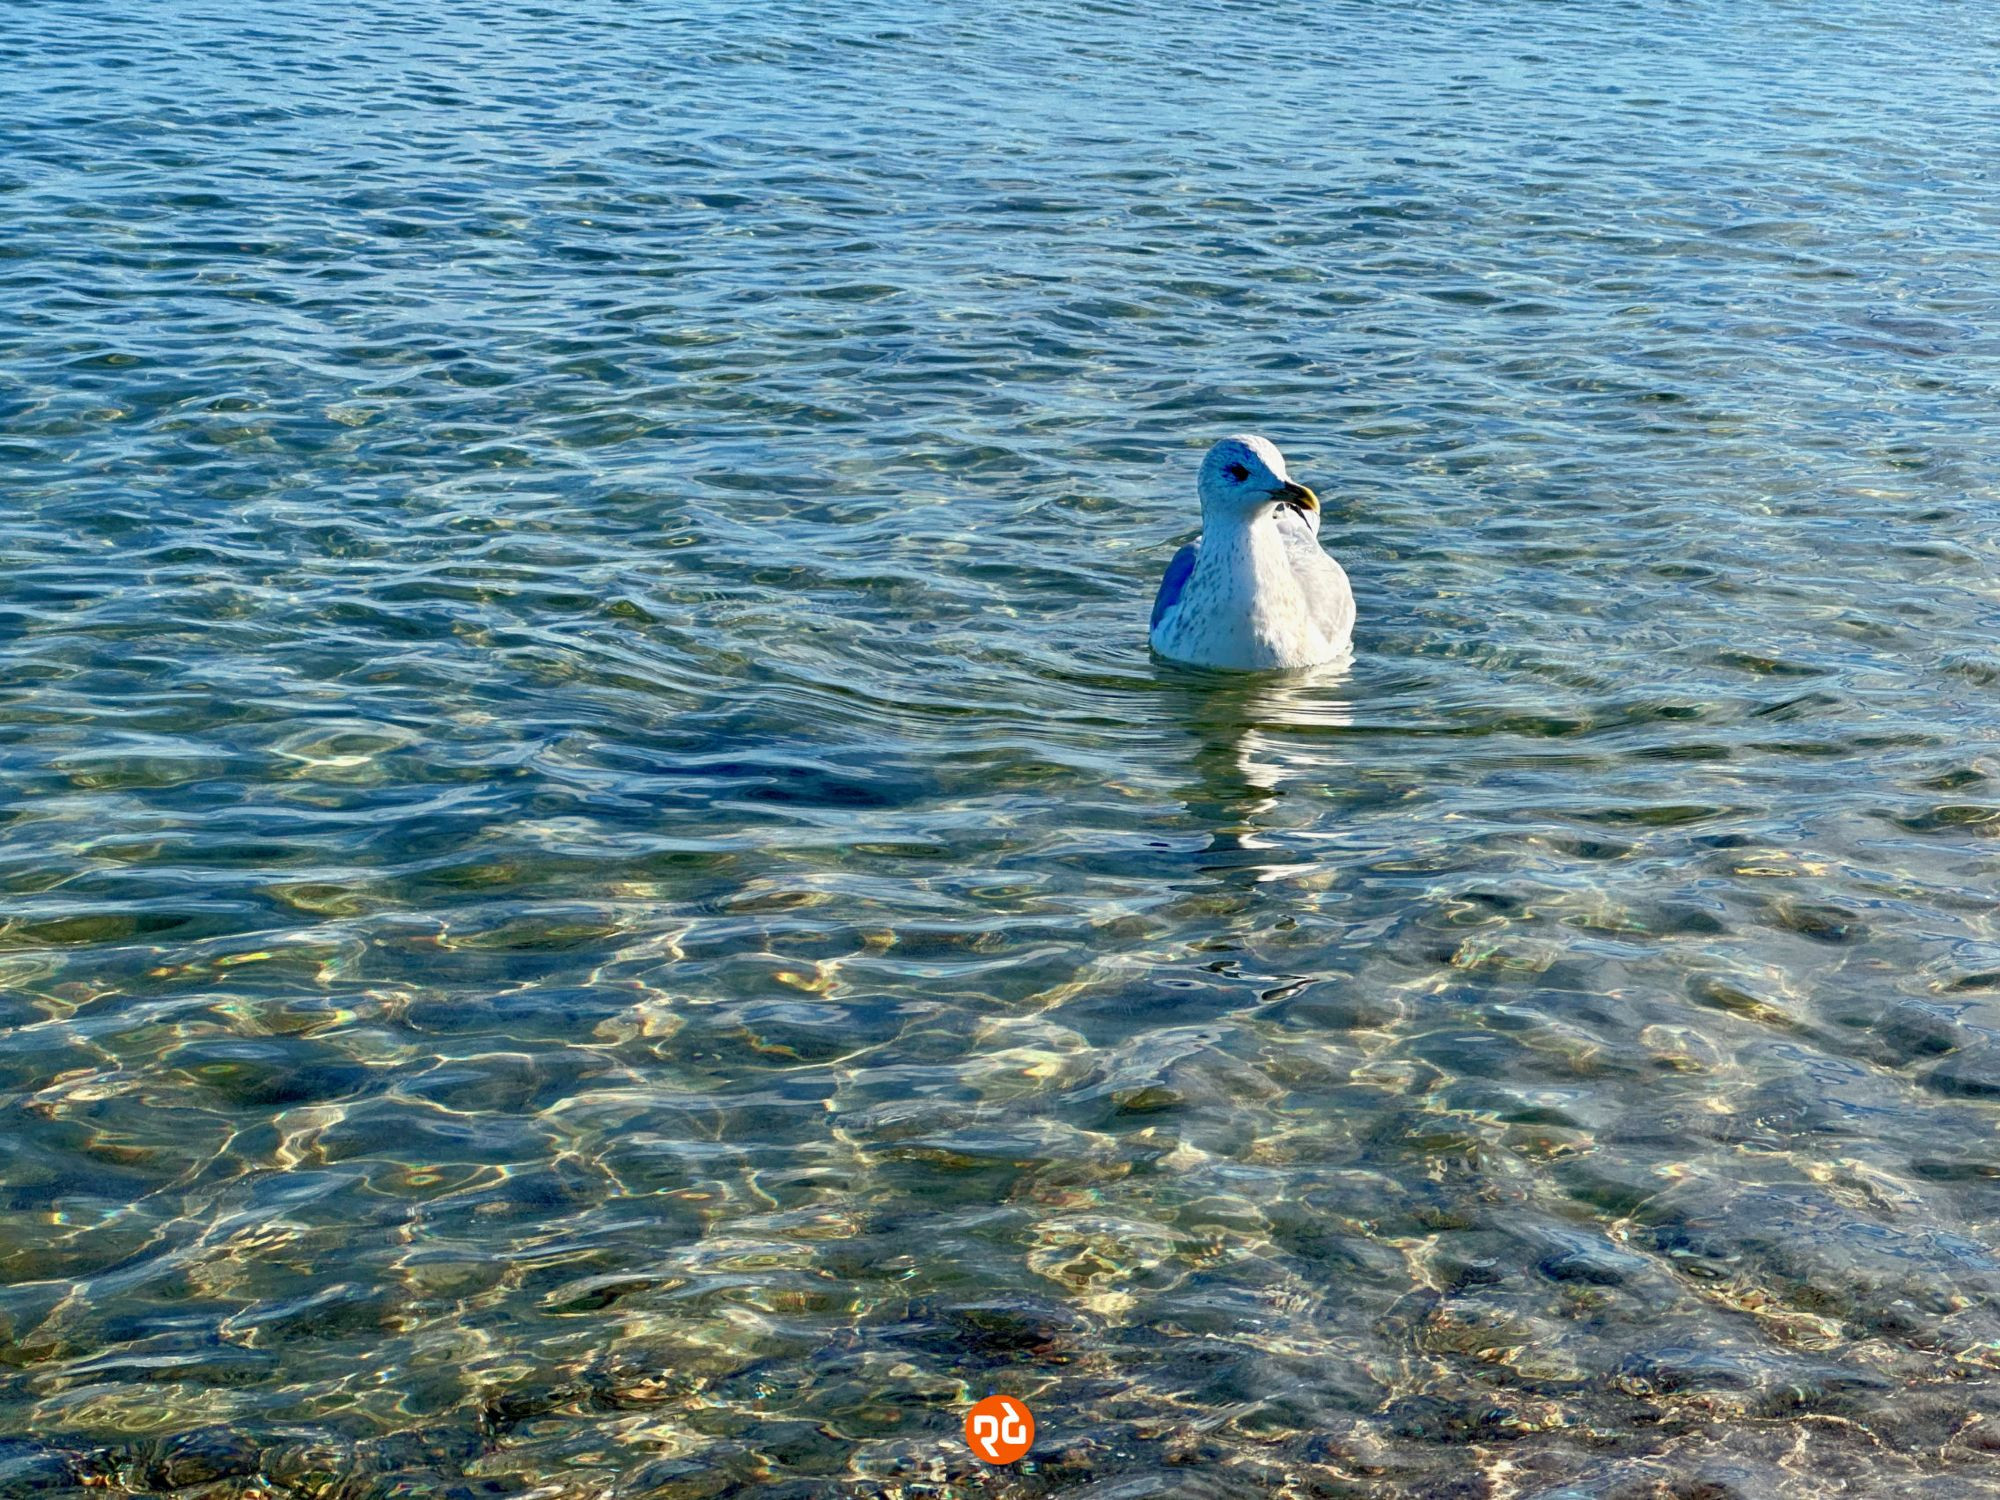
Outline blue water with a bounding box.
[5,1,2000,1493]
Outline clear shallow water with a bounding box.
[4,0,2000,1493]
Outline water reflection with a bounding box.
[1172,659,1358,795]
[1160,662,1361,935]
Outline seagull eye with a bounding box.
[1224,462,1249,483]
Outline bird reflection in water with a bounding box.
[1160,660,1357,890]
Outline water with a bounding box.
[4,0,2000,1493]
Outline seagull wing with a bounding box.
[1150,541,1200,630]
[1274,508,1354,648]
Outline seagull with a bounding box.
[1149,435,1355,671]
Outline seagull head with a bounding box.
[1197,434,1319,524]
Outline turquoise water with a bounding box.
[5,0,2000,1493]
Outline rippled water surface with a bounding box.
[6,1,2000,1494]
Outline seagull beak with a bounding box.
[1276,480,1319,517]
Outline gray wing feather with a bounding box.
[1274,508,1355,646]
[1151,541,1199,630]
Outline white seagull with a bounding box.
[1149,435,1355,671]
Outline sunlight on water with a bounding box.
[4,0,2000,1495]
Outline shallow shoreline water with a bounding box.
[6,0,2000,1495]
